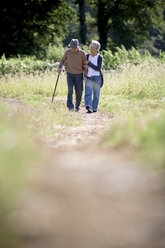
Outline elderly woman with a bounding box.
[84,40,103,113]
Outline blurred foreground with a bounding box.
[16,146,165,248]
[1,103,165,248]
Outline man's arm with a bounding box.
[82,51,88,69]
[57,51,67,74]
[82,52,89,78]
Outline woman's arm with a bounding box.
[88,55,103,71]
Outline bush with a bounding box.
[45,44,65,62]
[100,46,153,70]
[0,54,59,75]
[1,46,165,75]
[101,46,165,70]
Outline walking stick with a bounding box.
[51,73,60,103]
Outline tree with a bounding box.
[0,0,76,57]
[88,0,165,50]
[75,0,87,44]
[144,9,165,54]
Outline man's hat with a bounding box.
[68,39,80,48]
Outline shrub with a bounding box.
[1,46,165,75]
[45,44,65,62]
[100,46,153,70]
[0,54,59,75]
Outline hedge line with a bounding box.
[0,46,165,75]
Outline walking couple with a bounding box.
[57,39,103,113]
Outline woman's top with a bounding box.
[87,54,100,77]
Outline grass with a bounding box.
[0,69,81,136]
[0,100,7,110]
[98,61,165,169]
[1,59,164,101]
[101,61,165,99]
[0,110,45,248]
[23,96,82,135]
[102,110,165,169]
[0,59,165,168]
[0,70,67,98]
[0,83,82,246]
[0,57,165,246]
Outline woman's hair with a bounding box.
[91,40,101,51]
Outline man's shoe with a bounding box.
[93,110,97,113]
[75,107,80,112]
[68,108,74,112]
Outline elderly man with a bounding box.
[58,39,87,112]
[84,40,103,113]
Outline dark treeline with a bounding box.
[0,0,165,58]
[0,0,75,57]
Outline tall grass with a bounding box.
[0,56,165,169]
[0,70,68,98]
[101,61,165,99]
[0,110,45,248]
[102,110,165,169]
[0,58,165,101]
[99,60,165,169]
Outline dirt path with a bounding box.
[44,106,110,149]
[2,98,165,248]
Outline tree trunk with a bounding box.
[97,0,109,50]
[78,0,87,44]
[98,25,108,50]
[97,0,122,50]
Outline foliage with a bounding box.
[159,50,165,60]
[0,54,59,75]
[87,0,165,50]
[140,10,165,56]
[1,46,165,75]
[0,0,165,57]
[101,46,163,69]
[0,54,8,75]
[0,0,76,57]
[45,44,66,62]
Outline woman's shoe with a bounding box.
[86,106,93,114]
